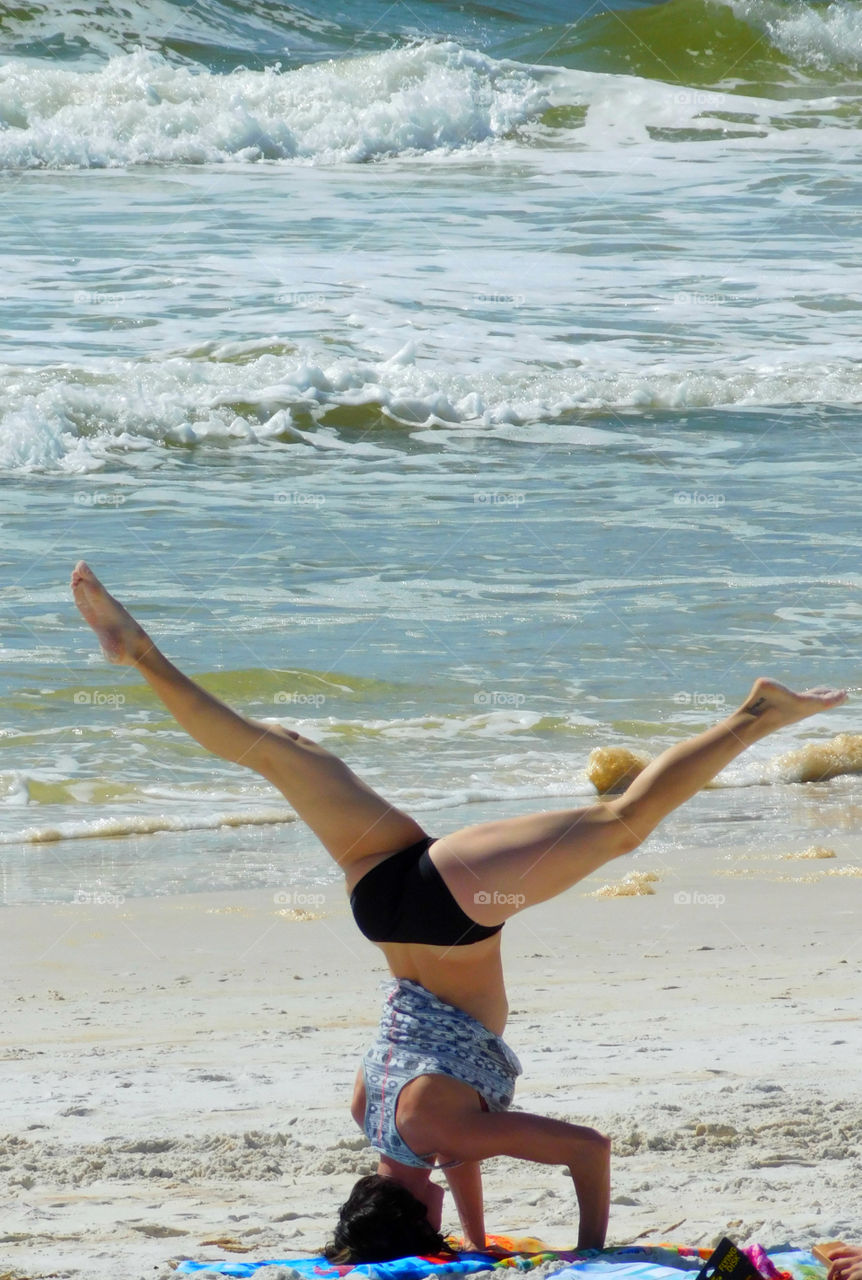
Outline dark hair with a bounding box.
[323,1174,452,1264]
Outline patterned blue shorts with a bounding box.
[362,978,522,1169]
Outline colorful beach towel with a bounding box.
[175,1240,828,1280]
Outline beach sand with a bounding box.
[2,856,860,1279]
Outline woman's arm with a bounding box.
[443,1161,485,1251]
[350,1064,366,1129]
[428,1109,610,1249]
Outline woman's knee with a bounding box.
[601,803,646,857]
[263,722,318,749]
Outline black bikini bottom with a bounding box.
[349,835,504,948]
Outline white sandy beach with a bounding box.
[2,855,860,1280]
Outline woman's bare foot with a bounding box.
[740,677,847,730]
[71,561,152,666]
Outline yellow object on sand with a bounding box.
[587,746,649,795]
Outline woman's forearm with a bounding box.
[569,1141,610,1249]
[444,1161,486,1250]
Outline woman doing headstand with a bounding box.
[70,561,846,1261]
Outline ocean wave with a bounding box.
[0,805,295,845]
[0,43,549,169]
[0,0,374,71]
[1,32,858,174]
[529,0,791,86]
[3,341,862,472]
[729,0,862,74]
[768,732,862,783]
[0,0,578,72]
[508,0,862,91]
[3,730,859,846]
[5,0,861,85]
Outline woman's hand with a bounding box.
[469,1241,512,1258]
[828,1247,862,1280]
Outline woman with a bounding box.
[70,561,846,1260]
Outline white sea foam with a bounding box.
[2,37,859,173]
[0,805,295,844]
[0,43,548,169]
[728,0,862,71]
[3,342,861,472]
[0,772,31,806]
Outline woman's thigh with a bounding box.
[257,727,427,871]
[428,803,630,925]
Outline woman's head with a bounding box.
[323,1173,451,1263]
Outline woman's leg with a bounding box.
[432,680,847,924]
[70,562,425,869]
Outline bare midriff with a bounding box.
[371,934,508,1035]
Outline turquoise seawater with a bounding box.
[1,0,861,903]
